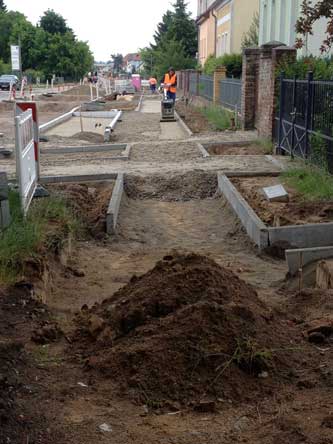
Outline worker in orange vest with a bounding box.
[161,67,177,102]
[148,76,157,93]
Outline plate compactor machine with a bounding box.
[160,87,176,122]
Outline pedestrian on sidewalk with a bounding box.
[149,76,157,93]
[161,67,177,103]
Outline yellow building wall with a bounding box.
[198,12,216,66]
[216,3,232,55]
[231,0,259,53]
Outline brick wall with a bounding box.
[241,42,296,138]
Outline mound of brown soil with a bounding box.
[74,253,302,406]
[70,131,105,143]
[48,182,113,237]
[125,171,218,201]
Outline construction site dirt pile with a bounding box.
[48,183,113,237]
[0,286,64,444]
[73,252,306,406]
[125,171,218,201]
[232,177,333,226]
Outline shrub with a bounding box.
[203,54,242,78]
[277,55,333,80]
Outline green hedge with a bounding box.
[277,56,333,80]
[203,54,242,78]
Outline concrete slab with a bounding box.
[39,107,79,133]
[40,173,117,184]
[285,246,333,276]
[41,143,131,161]
[269,223,333,249]
[45,117,112,137]
[106,173,124,234]
[218,173,269,249]
[174,110,193,137]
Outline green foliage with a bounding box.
[140,0,197,78]
[201,105,234,131]
[0,192,81,284]
[310,133,329,170]
[282,166,333,201]
[111,53,123,75]
[39,9,70,35]
[241,12,259,50]
[277,55,333,80]
[255,138,274,154]
[0,0,6,12]
[0,58,10,75]
[154,40,196,78]
[203,54,242,78]
[233,338,272,374]
[0,7,93,79]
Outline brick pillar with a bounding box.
[257,42,296,138]
[213,67,226,104]
[241,48,260,130]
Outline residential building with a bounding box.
[197,0,259,66]
[197,0,219,65]
[123,53,143,74]
[259,0,332,56]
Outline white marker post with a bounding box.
[46,79,49,92]
[90,83,93,101]
[8,82,13,101]
[96,83,99,99]
[20,79,25,98]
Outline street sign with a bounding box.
[15,102,40,178]
[15,109,37,214]
[10,45,21,71]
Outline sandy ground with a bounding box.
[45,117,113,137]
[1,95,332,444]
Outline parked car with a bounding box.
[0,75,19,91]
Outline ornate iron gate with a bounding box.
[275,72,333,173]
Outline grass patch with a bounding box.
[255,138,274,155]
[282,166,333,201]
[200,105,235,131]
[0,191,82,284]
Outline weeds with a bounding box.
[200,105,235,131]
[0,191,82,284]
[233,338,272,375]
[255,138,274,155]
[282,166,333,201]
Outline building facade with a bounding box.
[259,0,332,57]
[197,0,259,65]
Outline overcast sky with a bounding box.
[6,0,198,61]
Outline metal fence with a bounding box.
[219,78,242,111]
[199,74,214,101]
[189,71,198,96]
[275,72,333,173]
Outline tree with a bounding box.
[140,0,197,76]
[111,53,123,74]
[0,0,7,12]
[167,0,197,57]
[241,12,259,49]
[152,10,173,48]
[155,40,196,78]
[40,9,71,35]
[296,0,333,52]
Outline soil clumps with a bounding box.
[74,253,304,406]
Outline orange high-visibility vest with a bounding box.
[164,73,177,93]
